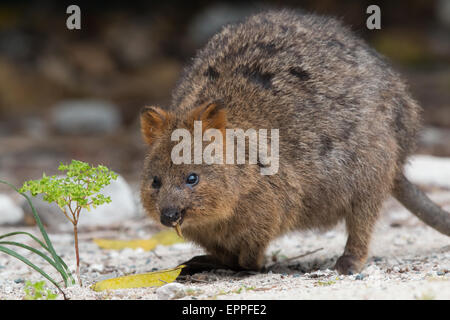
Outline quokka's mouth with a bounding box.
[172,209,186,238]
[171,208,186,227]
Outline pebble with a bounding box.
[373,256,383,262]
[355,274,365,280]
[156,283,187,300]
[90,264,104,272]
[393,238,407,246]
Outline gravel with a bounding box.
[0,200,448,300]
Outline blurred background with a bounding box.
[0,0,449,226]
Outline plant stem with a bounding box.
[73,224,82,286]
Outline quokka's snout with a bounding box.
[160,207,186,227]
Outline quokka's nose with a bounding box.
[160,207,181,227]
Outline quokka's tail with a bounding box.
[393,173,450,236]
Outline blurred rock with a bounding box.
[156,283,186,300]
[405,155,450,189]
[0,194,24,225]
[187,4,261,47]
[437,0,450,29]
[21,175,137,231]
[50,99,121,135]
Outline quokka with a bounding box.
[140,9,450,274]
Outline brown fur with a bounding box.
[139,10,447,274]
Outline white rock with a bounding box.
[405,155,450,188]
[0,194,24,225]
[77,175,136,228]
[156,283,186,300]
[90,264,104,272]
[50,99,121,134]
[437,0,450,28]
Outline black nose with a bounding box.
[160,207,181,227]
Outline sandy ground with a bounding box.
[0,197,449,300]
[0,156,449,300]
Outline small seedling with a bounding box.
[24,280,58,300]
[316,280,336,286]
[233,285,256,294]
[20,160,118,286]
[271,249,287,262]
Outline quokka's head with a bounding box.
[139,102,241,230]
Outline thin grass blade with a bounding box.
[0,231,74,285]
[0,241,65,277]
[0,245,65,298]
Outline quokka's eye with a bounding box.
[186,173,199,186]
[151,176,162,189]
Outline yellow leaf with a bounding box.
[93,229,184,251]
[91,265,185,291]
[151,229,184,245]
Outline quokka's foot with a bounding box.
[334,254,365,275]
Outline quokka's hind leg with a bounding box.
[334,199,381,275]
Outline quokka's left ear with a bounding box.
[189,101,227,133]
[140,106,173,145]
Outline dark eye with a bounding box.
[186,173,199,186]
[151,176,161,189]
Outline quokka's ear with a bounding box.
[140,106,173,145]
[189,101,227,134]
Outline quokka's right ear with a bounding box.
[140,106,173,145]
